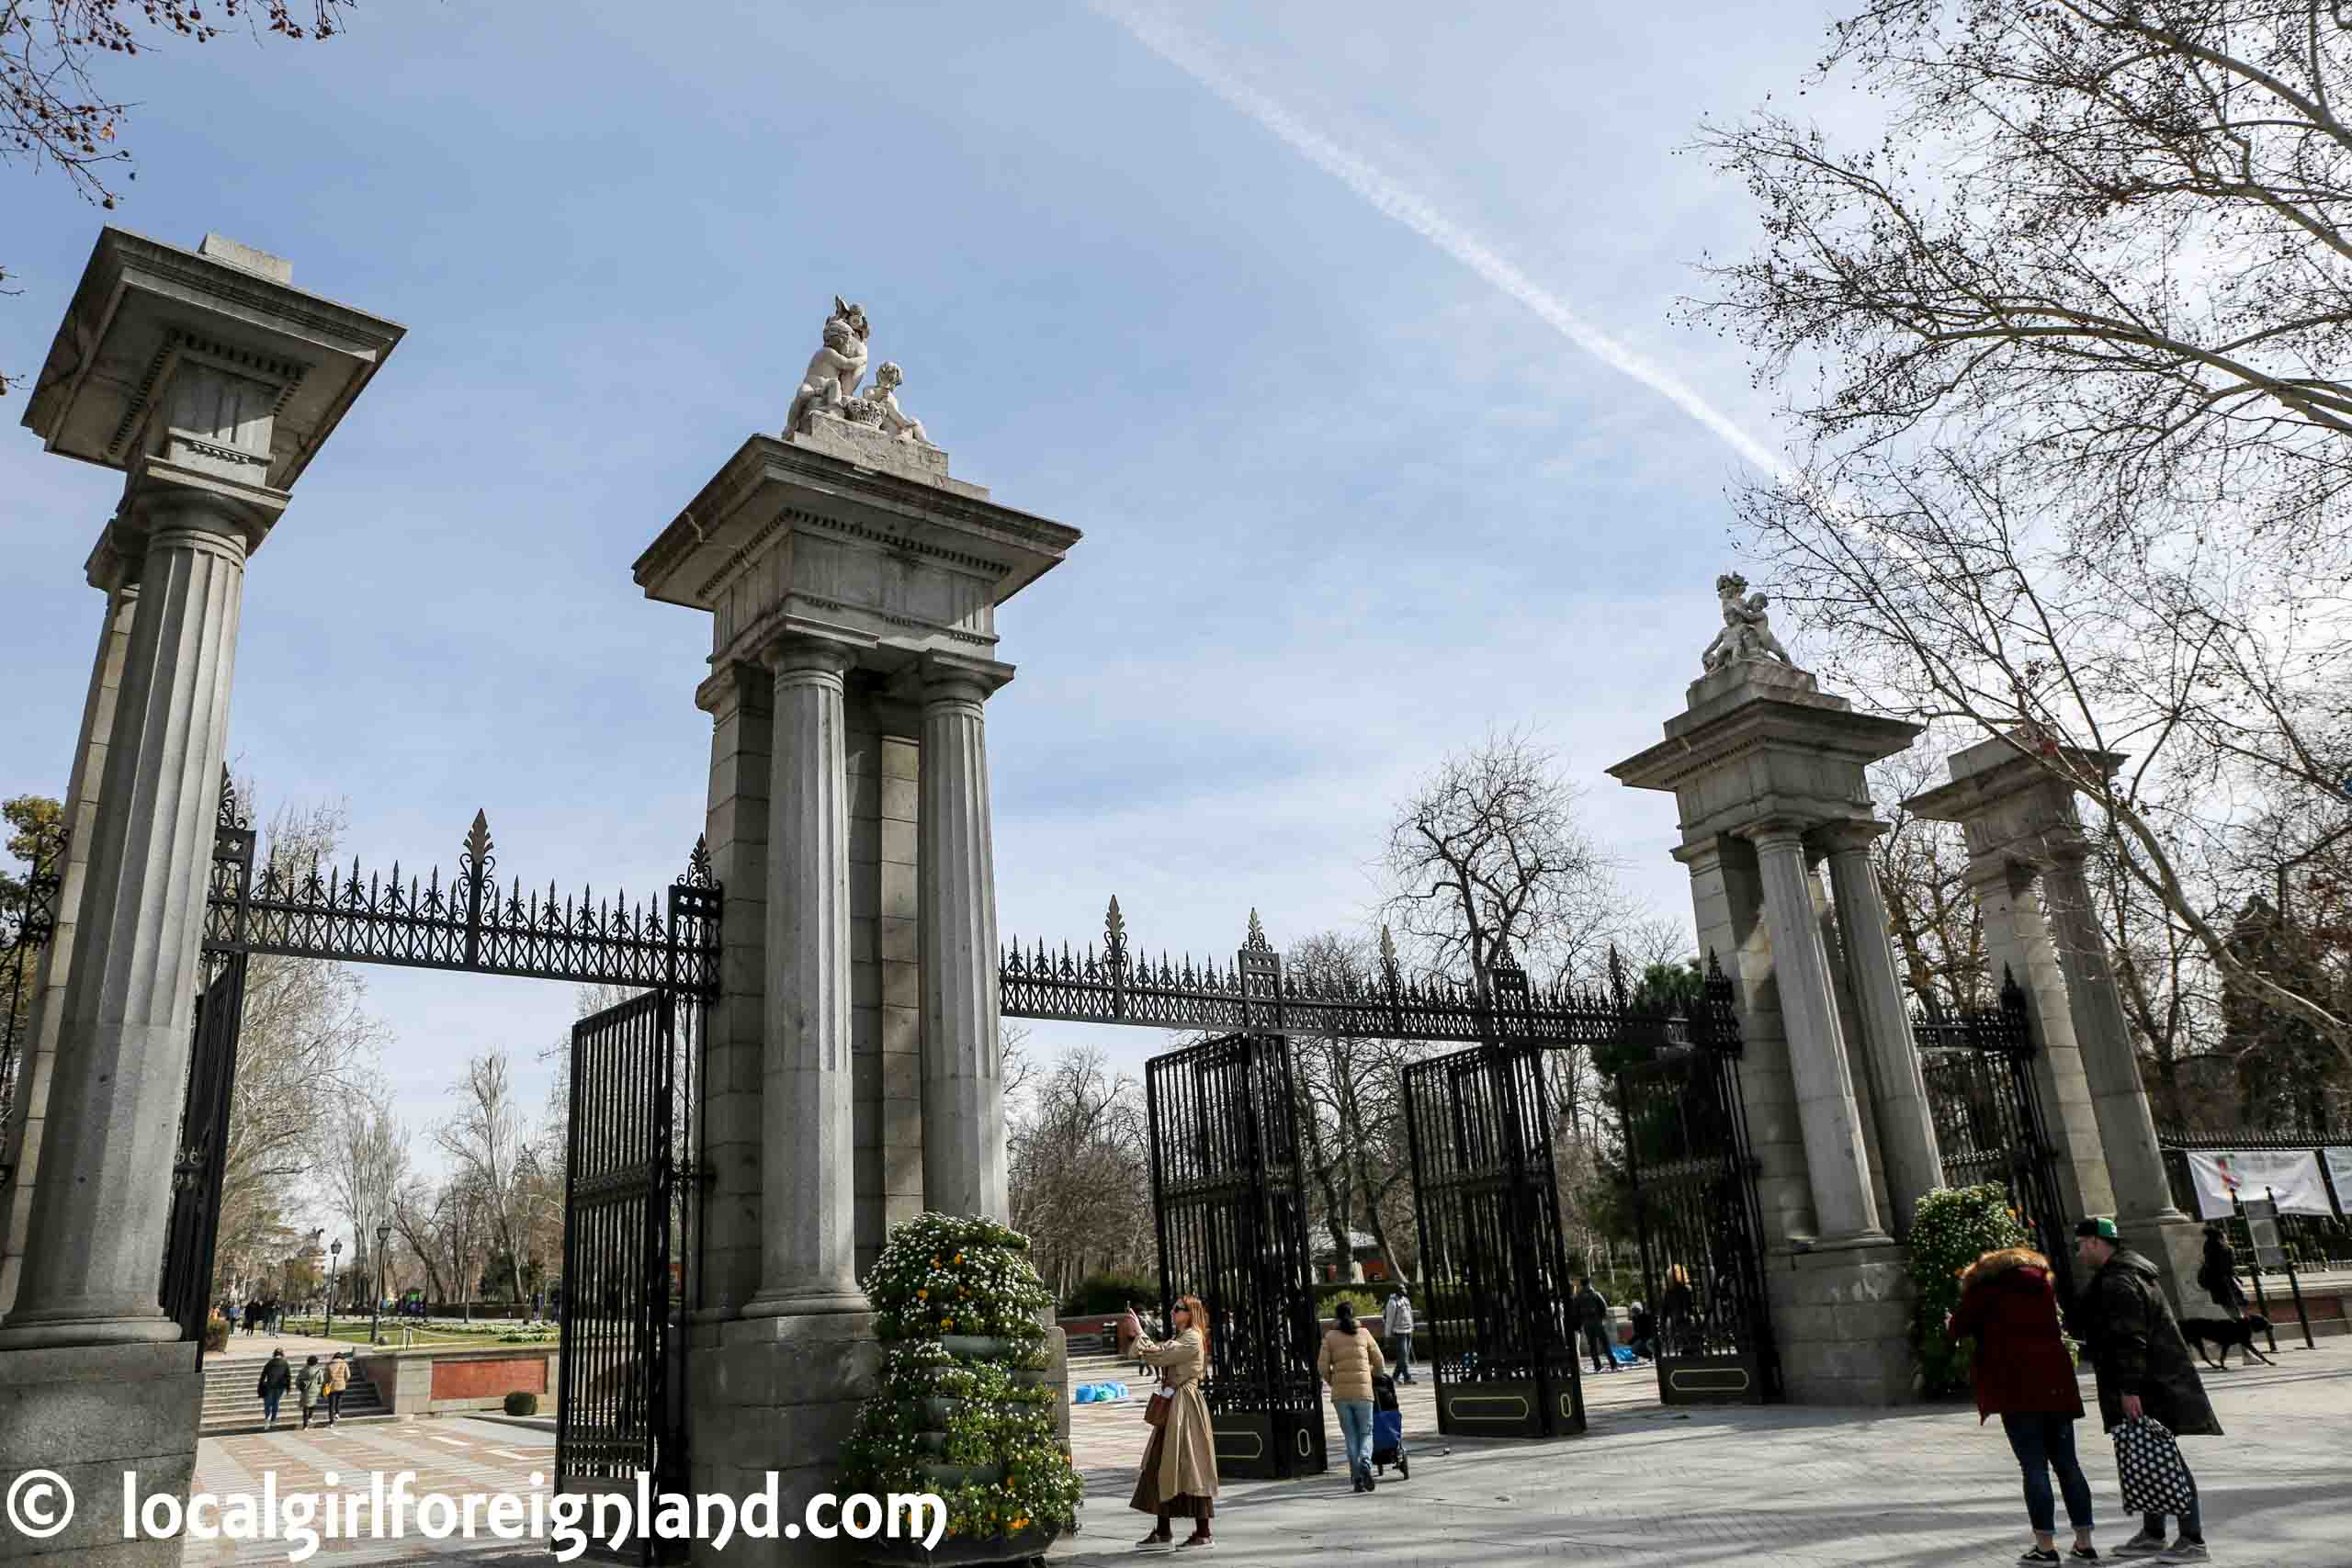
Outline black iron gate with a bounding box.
[157,785,255,1358]
[1917,968,2073,1303]
[1145,1031,1326,1479]
[1401,1038,1584,1438]
[1615,960,1778,1404]
[159,954,248,1349]
[556,987,685,1533]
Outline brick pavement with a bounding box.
[151,1354,2346,1564]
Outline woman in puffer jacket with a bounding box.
[1949,1247,2098,1566]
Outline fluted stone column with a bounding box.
[747,635,865,1316]
[1962,855,2118,1227]
[0,505,262,1348]
[2042,838,2201,1288]
[916,660,1008,1221]
[1820,823,1945,1235]
[0,573,140,1315]
[1748,824,1886,1242]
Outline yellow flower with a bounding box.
[917,1289,927,1300]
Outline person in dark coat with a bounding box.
[1950,1247,2097,1564]
[2075,1217,2220,1562]
[2195,1224,2245,1317]
[255,1349,292,1429]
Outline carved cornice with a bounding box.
[105,328,310,463]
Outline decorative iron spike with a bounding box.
[1705,949,1725,978]
[216,767,250,831]
[1379,923,1400,974]
[686,834,715,887]
[1244,908,1270,952]
[462,809,494,874]
[1105,895,1126,956]
[1607,944,1627,1005]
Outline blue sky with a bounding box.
[2,1,1871,1204]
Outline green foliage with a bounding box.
[503,1392,538,1416]
[1058,1270,1159,1317]
[203,1314,230,1354]
[1908,1183,2032,1397]
[840,1212,1081,1545]
[1314,1284,1397,1321]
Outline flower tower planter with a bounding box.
[841,1213,1083,1564]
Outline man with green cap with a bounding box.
[2075,1216,2221,1561]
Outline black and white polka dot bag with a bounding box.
[2112,1417,2196,1517]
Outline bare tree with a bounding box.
[435,1050,531,1306]
[1382,729,1637,984]
[1692,0,2352,1067]
[1006,1047,1153,1301]
[320,1098,405,1303]
[210,793,383,1292]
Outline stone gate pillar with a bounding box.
[0,230,400,1567]
[1905,735,2202,1307]
[638,313,1077,1560]
[1611,583,1940,1405]
[0,566,139,1317]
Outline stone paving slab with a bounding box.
[1053,1358,2351,1568]
[162,1356,2347,1564]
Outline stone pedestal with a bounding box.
[0,229,399,1558]
[1612,657,1933,1404]
[0,1342,203,1565]
[1905,735,2202,1307]
[684,1310,880,1566]
[639,415,1079,1554]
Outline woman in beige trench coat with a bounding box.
[1118,1295,1219,1550]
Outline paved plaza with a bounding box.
[163,1351,2350,1566]
[1054,1357,2352,1568]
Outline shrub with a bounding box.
[503,1392,539,1417]
[840,1213,1082,1546]
[1909,1183,2033,1397]
[1058,1271,1159,1317]
[203,1314,230,1354]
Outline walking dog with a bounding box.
[2179,1314,2276,1369]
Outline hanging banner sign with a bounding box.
[2324,1148,2352,1217]
[2180,1149,2333,1220]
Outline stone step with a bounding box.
[200,1355,386,1433]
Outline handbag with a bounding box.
[1143,1383,1172,1429]
[2112,1416,2196,1517]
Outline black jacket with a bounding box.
[2078,1247,2222,1437]
[1572,1287,1609,1326]
[257,1357,291,1397]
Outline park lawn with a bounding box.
[277,1317,560,1348]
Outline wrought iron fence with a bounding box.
[558,988,684,1534]
[1613,961,1778,1404]
[205,808,720,995]
[1145,1031,1326,1479]
[2157,1131,2352,1276]
[1403,1035,1586,1436]
[1006,898,1696,1045]
[1914,968,2075,1303]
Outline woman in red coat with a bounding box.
[1948,1247,2098,1565]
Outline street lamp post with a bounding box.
[373,1222,390,1346]
[327,1238,343,1339]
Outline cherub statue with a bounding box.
[864,361,931,446]
[785,296,871,437]
[1701,572,1794,672]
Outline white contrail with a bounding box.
[1091,1,1795,487]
